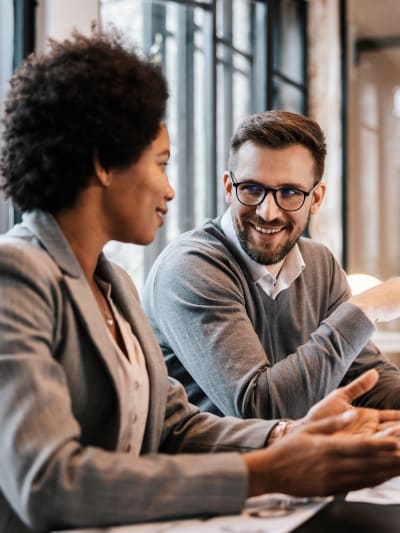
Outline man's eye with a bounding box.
[279,187,302,198]
[240,184,264,194]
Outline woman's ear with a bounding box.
[310,181,327,215]
[93,149,112,187]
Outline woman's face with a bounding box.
[103,123,174,245]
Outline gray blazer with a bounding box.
[0,210,275,533]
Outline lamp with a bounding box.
[347,273,381,296]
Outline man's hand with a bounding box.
[289,369,400,437]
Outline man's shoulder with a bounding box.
[161,218,232,259]
[148,218,247,286]
[298,237,343,278]
[298,236,337,259]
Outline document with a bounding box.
[346,475,400,505]
[56,494,330,533]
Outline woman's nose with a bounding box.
[166,181,175,201]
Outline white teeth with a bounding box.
[255,225,282,234]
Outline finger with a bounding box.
[378,420,400,431]
[377,410,400,422]
[304,410,361,436]
[339,369,379,403]
[375,424,400,438]
[326,467,400,495]
[330,435,400,456]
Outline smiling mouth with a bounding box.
[252,223,285,235]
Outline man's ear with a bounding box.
[93,149,112,187]
[223,171,234,205]
[310,181,327,215]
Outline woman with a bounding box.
[1,31,400,533]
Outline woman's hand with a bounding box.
[244,411,400,498]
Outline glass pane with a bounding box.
[100,0,145,286]
[274,0,305,86]
[100,0,142,37]
[0,0,14,233]
[347,0,400,343]
[99,0,307,291]
[273,79,305,113]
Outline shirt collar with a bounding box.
[220,207,305,298]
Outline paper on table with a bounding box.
[345,475,400,504]
[56,494,331,533]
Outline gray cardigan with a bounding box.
[0,211,275,533]
[143,217,400,419]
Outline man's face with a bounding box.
[223,142,326,265]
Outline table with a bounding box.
[294,495,400,532]
[57,497,400,533]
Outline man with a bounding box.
[143,110,400,421]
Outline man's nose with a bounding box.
[256,191,282,220]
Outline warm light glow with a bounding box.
[394,86,400,117]
[347,273,381,295]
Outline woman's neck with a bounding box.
[54,198,107,282]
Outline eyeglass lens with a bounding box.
[236,183,306,210]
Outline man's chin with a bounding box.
[238,234,297,265]
[246,248,287,265]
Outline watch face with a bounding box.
[245,495,295,518]
[247,506,294,518]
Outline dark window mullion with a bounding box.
[12,0,35,71]
[143,2,168,275]
[299,0,308,114]
[251,1,268,113]
[266,0,274,109]
[203,0,217,218]
[176,4,195,232]
[220,0,233,177]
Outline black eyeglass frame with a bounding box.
[229,171,320,212]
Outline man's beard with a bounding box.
[235,216,309,265]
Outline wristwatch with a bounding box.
[268,420,289,444]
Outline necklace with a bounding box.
[103,304,114,327]
[96,283,114,327]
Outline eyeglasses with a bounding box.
[229,171,319,212]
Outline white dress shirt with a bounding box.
[221,208,305,299]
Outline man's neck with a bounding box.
[265,259,285,279]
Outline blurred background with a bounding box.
[1,0,399,360]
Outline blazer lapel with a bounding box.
[16,211,124,421]
[18,210,168,451]
[97,257,168,451]
[63,275,123,392]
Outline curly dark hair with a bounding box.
[0,30,169,212]
[229,110,327,183]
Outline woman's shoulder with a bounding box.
[0,235,61,282]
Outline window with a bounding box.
[0,0,14,233]
[0,0,36,232]
[100,0,307,292]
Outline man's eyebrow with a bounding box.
[157,149,170,158]
[236,178,306,188]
